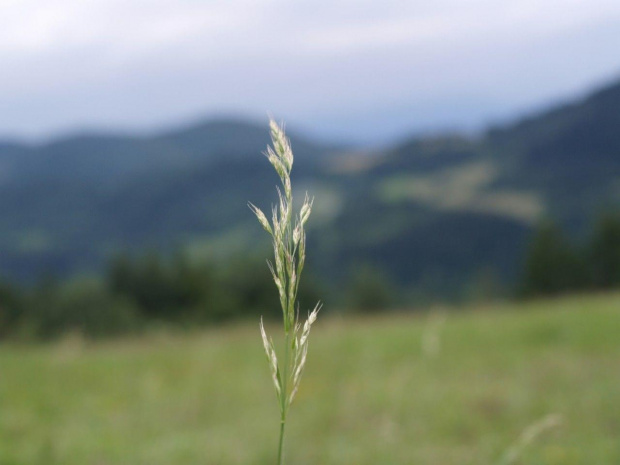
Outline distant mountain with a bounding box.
[490,80,620,167]
[316,78,620,294]
[486,81,620,231]
[0,119,335,280]
[0,119,327,187]
[0,80,619,298]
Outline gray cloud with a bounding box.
[1,0,620,142]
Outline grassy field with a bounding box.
[1,293,619,465]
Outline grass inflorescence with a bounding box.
[249,119,320,465]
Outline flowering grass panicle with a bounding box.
[249,119,320,465]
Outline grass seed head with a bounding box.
[250,119,321,464]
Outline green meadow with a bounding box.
[1,293,619,465]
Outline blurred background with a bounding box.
[0,1,619,464]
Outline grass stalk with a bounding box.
[277,418,285,465]
[250,119,320,465]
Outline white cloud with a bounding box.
[0,0,619,140]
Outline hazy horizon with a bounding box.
[2,71,618,149]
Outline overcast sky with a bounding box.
[2,0,620,143]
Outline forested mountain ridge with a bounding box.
[0,79,619,297]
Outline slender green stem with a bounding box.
[277,418,286,465]
[278,330,290,464]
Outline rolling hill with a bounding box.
[0,79,619,297]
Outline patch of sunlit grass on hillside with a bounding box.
[378,161,544,223]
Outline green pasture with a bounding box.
[1,293,619,464]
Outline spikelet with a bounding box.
[269,119,293,172]
[292,223,301,246]
[260,318,281,398]
[300,194,313,226]
[248,202,272,235]
[289,304,321,405]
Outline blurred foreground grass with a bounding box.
[1,293,619,464]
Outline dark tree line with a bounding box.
[0,247,400,341]
[521,213,620,296]
[0,253,324,340]
[3,213,617,340]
